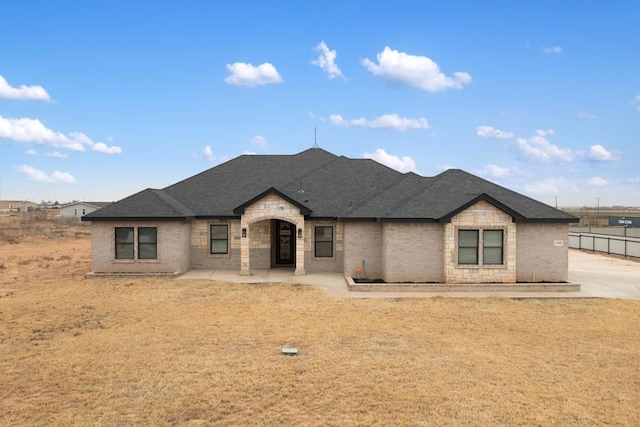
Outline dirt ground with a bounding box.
[1,216,640,426]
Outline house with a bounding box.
[0,200,39,213]
[60,201,113,219]
[83,148,579,283]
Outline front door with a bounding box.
[274,220,296,266]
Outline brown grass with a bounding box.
[1,219,639,425]
[0,211,90,244]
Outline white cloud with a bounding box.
[362,148,417,173]
[475,126,514,139]
[329,113,429,131]
[250,135,267,148]
[312,41,344,79]
[0,116,122,154]
[26,148,37,155]
[361,46,471,92]
[478,164,526,179]
[15,165,76,183]
[524,177,567,194]
[242,151,257,155]
[587,176,608,187]
[632,95,640,113]
[515,130,572,163]
[577,111,598,120]
[92,142,122,154]
[203,145,215,161]
[583,144,619,161]
[0,75,51,101]
[535,129,555,137]
[224,62,282,87]
[542,46,563,54]
[46,151,68,158]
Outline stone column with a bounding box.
[240,221,251,275]
[294,222,305,275]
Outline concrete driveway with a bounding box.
[178,249,640,299]
[568,249,640,299]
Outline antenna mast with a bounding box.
[312,127,319,149]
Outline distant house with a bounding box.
[60,201,113,219]
[0,200,39,213]
[83,148,578,283]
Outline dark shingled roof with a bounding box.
[83,148,578,223]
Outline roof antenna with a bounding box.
[312,126,319,149]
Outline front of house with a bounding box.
[84,148,578,283]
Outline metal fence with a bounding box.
[569,232,640,258]
[569,226,640,238]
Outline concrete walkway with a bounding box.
[177,249,640,299]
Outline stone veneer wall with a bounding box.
[515,223,569,282]
[241,193,305,274]
[444,201,516,283]
[190,219,242,269]
[381,223,445,283]
[303,220,344,273]
[343,222,383,278]
[91,220,191,274]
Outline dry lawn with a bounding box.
[1,215,639,426]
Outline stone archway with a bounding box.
[239,193,305,276]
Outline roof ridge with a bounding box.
[344,172,418,215]
[376,175,436,218]
[279,150,343,189]
[150,189,196,217]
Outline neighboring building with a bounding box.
[0,200,39,212]
[83,148,578,283]
[61,201,113,219]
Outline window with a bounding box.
[458,229,478,265]
[483,230,503,265]
[138,227,158,259]
[314,226,333,257]
[210,224,228,254]
[115,227,134,259]
[82,208,86,215]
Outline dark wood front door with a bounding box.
[274,220,296,266]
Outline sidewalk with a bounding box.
[177,250,640,299]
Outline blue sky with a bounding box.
[1,1,639,207]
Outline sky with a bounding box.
[1,1,639,208]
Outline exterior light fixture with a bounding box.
[242,228,247,238]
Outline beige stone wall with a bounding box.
[516,223,569,282]
[91,221,191,274]
[381,223,445,282]
[304,220,344,273]
[343,222,383,278]
[444,201,516,283]
[190,219,242,269]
